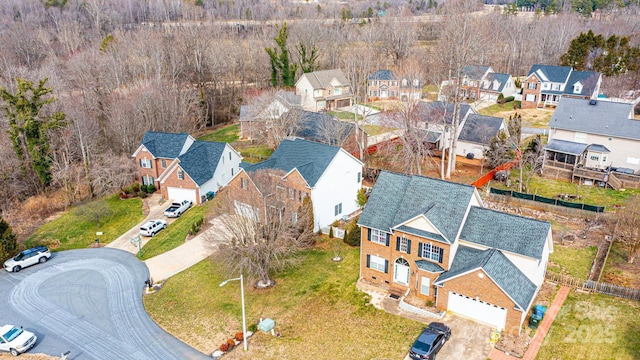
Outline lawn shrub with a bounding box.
[504,96,515,102]
[497,93,505,105]
[328,226,334,238]
[343,218,361,246]
[140,184,148,193]
[146,184,156,193]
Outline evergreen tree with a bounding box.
[0,217,18,263]
[0,78,66,192]
[560,30,603,71]
[483,131,514,169]
[265,22,298,87]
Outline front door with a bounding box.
[394,258,410,286]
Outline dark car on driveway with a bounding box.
[408,322,451,360]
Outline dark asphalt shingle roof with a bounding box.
[587,144,610,153]
[434,246,537,311]
[396,225,448,244]
[564,71,601,97]
[242,138,341,188]
[177,141,227,186]
[460,206,551,259]
[358,171,476,243]
[296,111,355,146]
[481,73,510,93]
[416,260,444,273]
[140,131,190,158]
[544,139,589,155]
[550,97,639,140]
[415,101,473,125]
[463,65,490,80]
[458,114,504,145]
[528,64,572,83]
[369,70,395,81]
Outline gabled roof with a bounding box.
[274,89,301,108]
[358,171,476,244]
[481,73,511,93]
[544,139,589,155]
[415,101,474,125]
[458,114,504,145]
[296,111,355,146]
[528,64,572,83]
[177,141,227,186]
[369,70,395,81]
[564,71,601,97]
[300,69,352,90]
[463,65,490,80]
[139,132,191,158]
[434,246,537,311]
[550,97,640,140]
[460,206,551,259]
[242,138,343,188]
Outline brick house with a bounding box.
[521,64,601,109]
[367,70,422,102]
[358,171,553,334]
[132,131,242,204]
[439,65,516,102]
[228,138,364,231]
[296,69,353,112]
[296,111,366,157]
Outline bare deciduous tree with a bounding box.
[615,195,640,264]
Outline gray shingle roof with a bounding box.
[481,73,510,93]
[369,70,395,81]
[274,89,301,108]
[463,65,490,80]
[396,225,447,244]
[434,246,537,311]
[550,97,639,140]
[242,138,341,188]
[141,131,190,158]
[587,144,610,153]
[564,70,601,97]
[296,111,355,146]
[458,114,504,145]
[460,206,551,259]
[416,260,444,273]
[415,101,474,125]
[528,64,572,83]
[544,139,589,155]
[303,69,352,90]
[177,141,227,186]
[358,171,476,243]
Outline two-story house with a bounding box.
[521,64,602,109]
[359,171,553,335]
[132,131,242,204]
[229,138,364,231]
[439,65,516,102]
[542,97,640,189]
[295,69,353,112]
[296,111,366,157]
[367,70,422,102]
[239,90,301,140]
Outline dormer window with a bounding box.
[573,83,583,94]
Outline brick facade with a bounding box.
[521,75,540,109]
[159,165,199,203]
[133,146,171,190]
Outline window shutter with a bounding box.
[385,233,390,246]
[367,229,371,241]
[384,260,389,274]
[438,247,444,263]
[139,159,143,167]
[418,242,423,257]
[366,254,370,268]
[395,237,400,251]
[407,239,412,254]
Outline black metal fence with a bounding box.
[490,188,605,213]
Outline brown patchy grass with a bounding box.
[479,104,554,128]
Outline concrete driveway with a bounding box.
[0,248,209,360]
[404,314,494,360]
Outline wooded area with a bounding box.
[1,0,640,236]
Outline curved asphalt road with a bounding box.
[0,248,209,360]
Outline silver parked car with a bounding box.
[3,246,51,273]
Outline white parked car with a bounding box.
[3,246,51,273]
[0,325,37,356]
[139,219,167,237]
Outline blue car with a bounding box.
[408,322,451,360]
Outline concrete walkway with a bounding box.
[490,286,571,360]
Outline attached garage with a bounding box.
[447,291,507,330]
[166,187,198,203]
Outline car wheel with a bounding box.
[151,231,155,237]
[10,348,19,356]
[12,266,21,273]
[39,256,48,264]
[163,224,167,229]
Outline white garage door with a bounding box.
[167,187,197,203]
[447,291,507,330]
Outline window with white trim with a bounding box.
[399,236,409,253]
[369,255,386,272]
[371,229,387,245]
[161,159,167,168]
[140,158,152,168]
[291,211,298,224]
[420,276,430,296]
[574,132,587,143]
[288,187,296,199]
[240,177,248,189]
[527,82,537,90]
[142,176,154,186]
[627,157,640,165]
[334,203,342,216]
[177,170,185,180]
[421,243,442,262]
[357,172,361,183]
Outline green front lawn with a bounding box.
[139,205,206,260]
[537,292,640,360]
[144,239,425,358]
[548,245,598,279]
[26,195,144,251]
[198,124,240,143]
[477,101,519,116]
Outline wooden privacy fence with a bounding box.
[545,272,640,301]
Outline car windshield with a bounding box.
[13,253,25,261]
[3,327,22,342]
[412,340,431,353]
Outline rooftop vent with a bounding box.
[589,99,597,105]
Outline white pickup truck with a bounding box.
[164,200,192,218]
